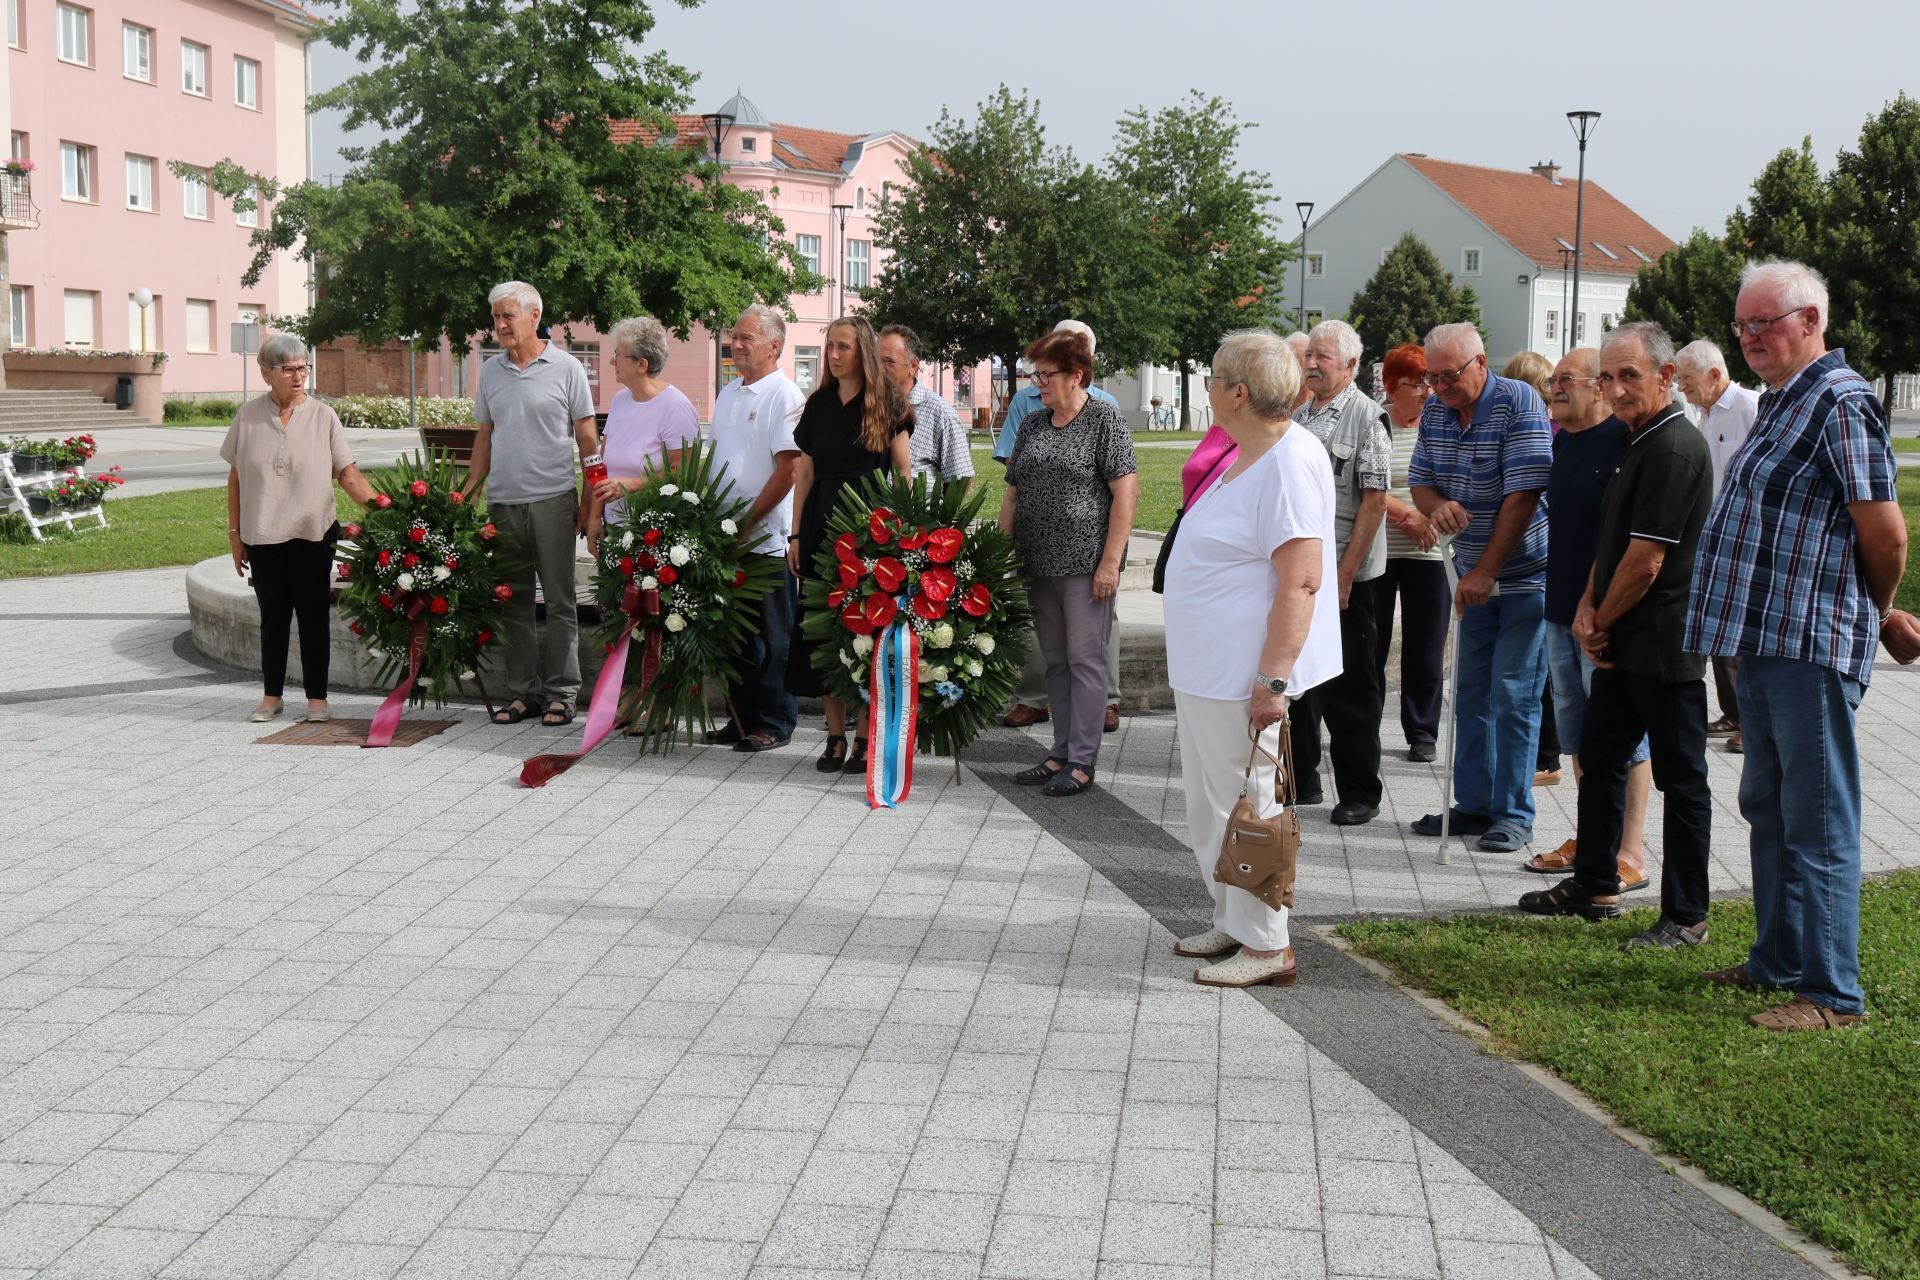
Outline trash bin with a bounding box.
[115,374,134,408]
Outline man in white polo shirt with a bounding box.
[459,281,599,728]
[706,303,805,751]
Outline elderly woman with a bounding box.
[1164,330,1339,987]
[585,315,698,555]
[1371,344,1451,762]
[787,315,913,774]
[222,334,377,723]
[998,328,1138,797]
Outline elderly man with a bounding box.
[1522,348,1652,889]
[705,304,805,752]
[1407,322,1554,854]
[1286,319,1390,824]
[461,281,599,728]
[1676,339,1761,748]
[1521,323,1714,949]
[996,319,1124,732]
[880,324,974,484]
[1689,261,1919,1031]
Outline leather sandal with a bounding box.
[816,734,847,773]
[541,702,574,727]
[1701,963,1761,989]
[1523,839,1578,874]
[1015,758,1066,785]
[843,737,869,774]
[735,730,789,752]
[1517,879,1621,920]
[1748,995,1865,1032]
[1041,765,1095,797]
[493,699,534,725]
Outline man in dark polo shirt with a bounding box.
[1520,321,1715,949]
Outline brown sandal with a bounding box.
[1748,995,1865,1032]
[1523,838,1577,874]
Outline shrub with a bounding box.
[161,399,237,423]
[197,399,238,422]
[331,396,476,430]
[162,400,197,422]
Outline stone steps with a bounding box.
[0,389,151,433]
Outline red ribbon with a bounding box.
[362,594,430,748]
[519,583,661,786]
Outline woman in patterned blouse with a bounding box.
[997,328,1139,796]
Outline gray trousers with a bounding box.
[493,490,582,709]
[1030,574,1117,769]
[1014,623,1120,706]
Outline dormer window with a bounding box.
[740,137,755,153]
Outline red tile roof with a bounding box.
[1399,154,1674,275]
[608,115,870,177]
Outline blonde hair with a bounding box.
[1501,350,1554,400]
[1211,330,1303,420]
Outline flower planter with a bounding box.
[26,494,52,514]
[10,451,49,474]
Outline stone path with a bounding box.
[2,566,1902,1279]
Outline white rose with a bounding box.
[621,531,634,549]
[665,613,686,632]
[929,624,955,649]
[640,575,658,590]
[852,634,874,657]
[659,484,679,496]
[395,572,415,591]
[930,665,949,682]
[919,666,937,685]
[967,660,984,677]
[840,649,853,667]
[669,545,690,566]
[433,566,451,581]
[720,519,738,536]
[681,490,701,506]
[971,634,995,655]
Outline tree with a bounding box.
[1827,94,1920,379]
[183,0,821,354]
[864,86,1159,417]
[1346,233,1483,375]
[1625,229,1750,384]
[1108,92,1290,426]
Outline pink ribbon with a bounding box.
[362,595,430,748]
[520,583,660,786]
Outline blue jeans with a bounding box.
[1737,656,1866,1015]
[1545,623,1649,767]
[1453,591,1547,831]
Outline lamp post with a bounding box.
[1566,111,1600,351]
[1556,245,1574,355]
[702,109,736,409]
[832,203,853,319]
[1295,201,1314,332]
[132,287,152,354]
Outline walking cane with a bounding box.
[1435,533,1461,865]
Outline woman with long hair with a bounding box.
[787,315,914,773]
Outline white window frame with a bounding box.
[122,21,149,81]
[1574,312,1587,344]
[1306,253,1325,279]
[738,136,755,153]
[796,234,820,276]
[181,41,207,96]
[124,154,154,211]
[7,0,21,50]
[59,142,93,202]
[1545,310,1559,343]
[181,166,208,220]
[10,285,29,347]
[235,183,259,227]
[185,298,214,353]
[233,55,258,109]
[1462,247,1482,276]
[846,238,870,289]
[1304,309,1325,328]
[64,289,97,348]
[793,346,820,394]
[56,2,88,65]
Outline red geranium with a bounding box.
[658,566,678,585]
[872,557,906,594]
[493,584,514,601]
[960,583,992,616]
[430,597,449,615]
[642,528,661,546]
[480,523,497,539]
[408,527,427,544]
[409,480,429,498]
[926,527,963,564]
[377,549,392,568]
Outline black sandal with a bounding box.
[1016,758,1066,785]
[1042,765,1095,797]
[842,737,868,774]
[542,702,575,727]
[1517,879,1621,920]
[493,699,534,725]
[817,734,848,773]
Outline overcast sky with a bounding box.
[310,0,1920,247]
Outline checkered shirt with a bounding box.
[1684,350,1897,685]
[1405,373,1554,591]
[908,383,975,481]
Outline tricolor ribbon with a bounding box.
[519,582,661,786]
[866,613,918,808]
[362,593,430,748]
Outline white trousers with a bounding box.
[1175,690,1291,951]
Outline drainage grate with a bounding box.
[254,718,460,747]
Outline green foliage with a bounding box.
[1339,871,1920,1280]
[181,0,823,353]
[1624,229,1751,384]
[1347,233,1485,369]
[797,471,1032,758]
[331,396,477,430]
[162,400,201,423]
[865,86,1161,387]
[586,442,782,752]
[1108,92,1290,425]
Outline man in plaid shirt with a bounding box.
[1688,260,1920,1032]
[878,325,975,484]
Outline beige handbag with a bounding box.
[1213,718,1301,911]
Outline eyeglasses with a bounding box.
[1421,357,1480,388]
[1547,374,1591,389]
[1203,376,1243,392]
[1730,308,1806,339]
[1030,369,1072,385]
[272,364,309,376]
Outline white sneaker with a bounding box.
[1194,948,1298,988]
[1173,928,1239,958]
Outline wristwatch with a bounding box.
[1255,672,1288,696]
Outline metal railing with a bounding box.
[0,174,38,230]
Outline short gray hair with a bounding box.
[488,280,542,316]
[1424,322,1484,356]
[1307,318,1362,368]
[1052,318,1096,355]
[734,302,786,351]
[1211,329,1302,420]
[608,315,670,375]
[256,332,306,372]
[1739,259,1829,334]
[1601,319,1676,372]
[1675,339,1728,377]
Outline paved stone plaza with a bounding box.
[3,567,1916,1279]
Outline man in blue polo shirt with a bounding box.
[1406,323,1554,853]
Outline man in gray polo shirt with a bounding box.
[459,281,600,727]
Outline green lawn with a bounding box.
[1889,435,1920,450]
[1900,471,1920,615]
[1340,873,1920,1280]
[967,444,1188,535]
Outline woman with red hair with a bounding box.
[1370,343,1452,761]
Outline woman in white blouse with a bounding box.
[1162,331,1341,987]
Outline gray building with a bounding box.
[1285,154,1676,363]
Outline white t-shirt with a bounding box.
[708,371,804,554]
[1163,427,1341,701]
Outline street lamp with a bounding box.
[1295,201,1314,333]
[832,203,854,319]
[1566,110,1600,351]
[132,286,152,353]
[1556,244,1574,355]
[700,109,735,161]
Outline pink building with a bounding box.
[2,0,315,395]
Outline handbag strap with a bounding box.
[1242,716,1296,808]
[1183,447,1237,514]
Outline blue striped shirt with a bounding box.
[1406,373,1554,591]
[1683,350,1896,686]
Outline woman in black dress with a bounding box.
[787,315,914,774]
